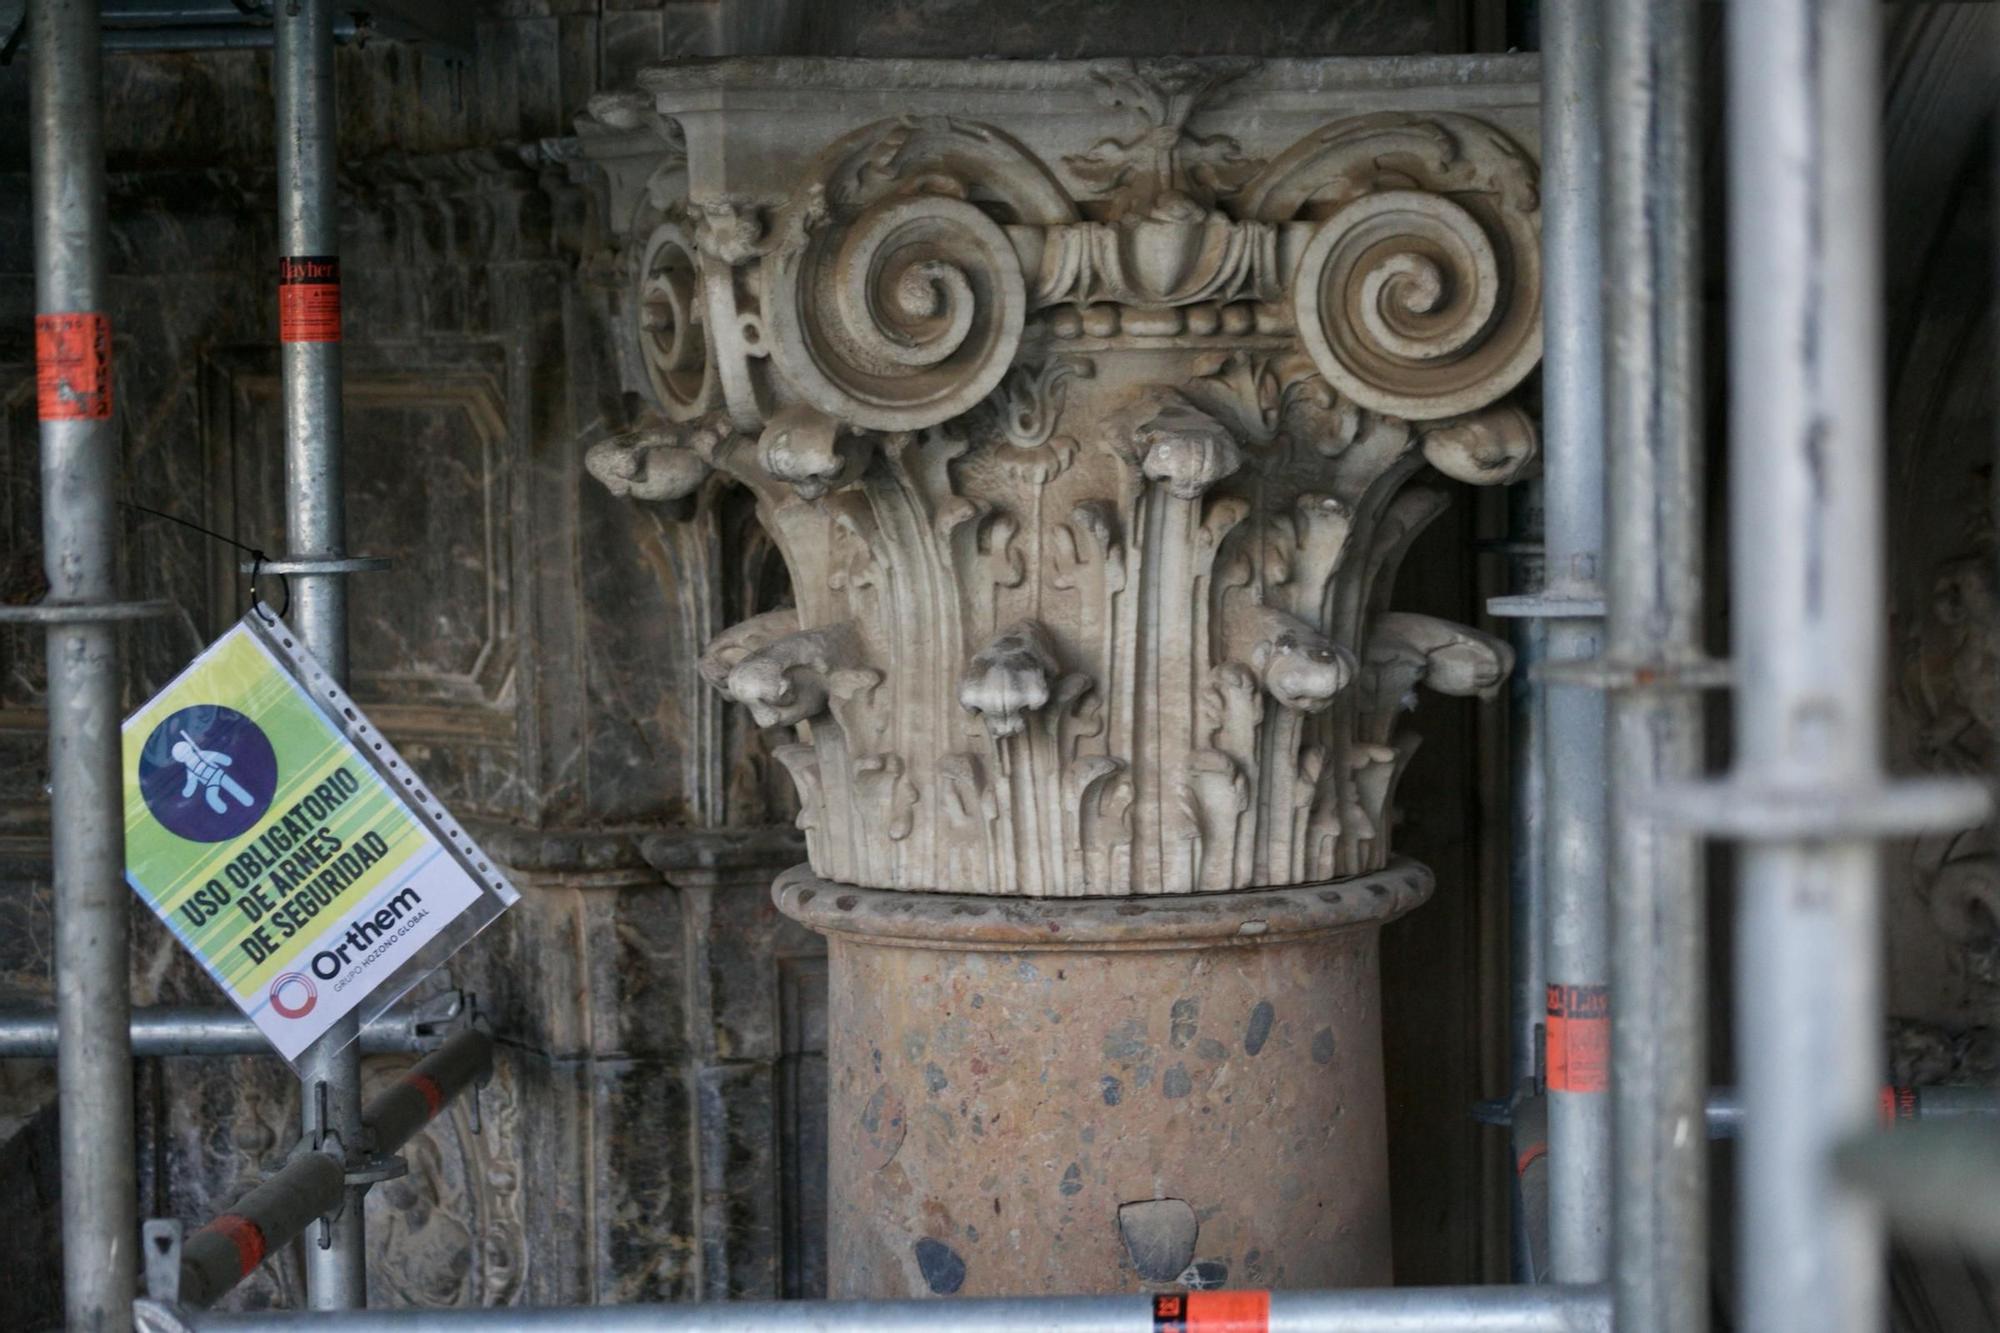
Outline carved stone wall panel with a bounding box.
[506,1052,595,1305]
[201,347,529,820]
[445,830,823,1303]
[692,1061,786,1299]
[592,1058,700,1303]
[803,0,1457,61]
[575,478,723,828]
[777,952,831,1299]
[582,56,1538,897]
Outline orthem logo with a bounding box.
[137,704,277,843]
[269,971,317,1019]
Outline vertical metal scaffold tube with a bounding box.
[29,0,139,1326]
[1603,0,1708,1329]
[1724,2,1892,1329]
[275,0,364,1308]
[1536,0,1612,1283]
[1504,481,1549,1284]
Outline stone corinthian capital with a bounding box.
[581,56,1543,897]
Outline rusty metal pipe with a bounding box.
[362,1029,492,1155]
[178,1151,346,1309]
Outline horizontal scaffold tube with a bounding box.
[138,1285,1612,1333]
[179,1153,346,1308]
[172,1030,493,1308]
[0,999,456,1059]
[365,1029,493,1155]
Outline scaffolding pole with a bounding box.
[1600,1,1709,1331]
[1722,1,1886,1324]
[26,0,138,1326]
[1675,0,1995,1329]
[135,1284,1614,1333]
[0,994,464,1059]
[1490,0,1610,1284]
[274,0,365,1308]
[167,1031,493,1308]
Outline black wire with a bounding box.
[121,500,289,624]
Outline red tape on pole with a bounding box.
[405,1070,445,1119]
[34,313,112,420]
[205,1212,268,1277]
[1151,1290,1271,1332]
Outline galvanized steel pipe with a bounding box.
[1724,2,1905,1329]
[137,1284,1614,1333]
[179,1152,347,1309]
[170,1032,491,1308]
[274,0,365,1308]
[29,0,139,1325]
[1504,485,1549,1285]
[1602,1,1708,1330]
[1706,1086,2000,1140]
[1534,0,1612,1283]
[0,1002,451,1059]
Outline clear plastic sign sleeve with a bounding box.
[122,611,518,1065]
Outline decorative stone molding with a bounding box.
[581,56,1540,896]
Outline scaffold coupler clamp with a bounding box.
[307,1079,407,1248]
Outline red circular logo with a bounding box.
[269,971,317,1019]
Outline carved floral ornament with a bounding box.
[582,58,1540,897]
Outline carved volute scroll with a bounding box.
[581,56,1540,895]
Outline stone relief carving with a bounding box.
[580,58,1539,895]
[368,1057,526,1306]
[1902,481,2000,987]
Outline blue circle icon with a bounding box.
[138,705,278,843]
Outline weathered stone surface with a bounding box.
[782,862,1427,1296]
[0,3,1527,1317]
[581,55,1539,897]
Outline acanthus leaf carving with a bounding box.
[1110,389,1243,500]
[583,60,1542,897]
[1363,612,1515,715]
[959,620,1062,739]
[715,619,874,730]
[584,416,726,502]
[1420,402,1540,487]
[1063,58,1264,219]
[1228,601,1356,714]
[760,404,877,500]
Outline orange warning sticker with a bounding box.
[1546,983,1610,1094]
[1152,1290,1271,1332]
[34,313,112,420]
[279,255,341,343]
